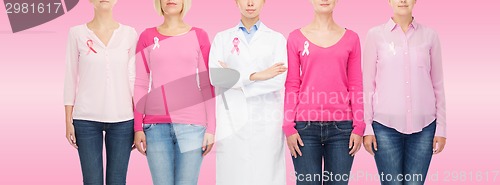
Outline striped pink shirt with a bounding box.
[363,19,446,137]
[283,29,365,137]
[134,27,215,133]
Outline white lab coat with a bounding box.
[209,23,287,185]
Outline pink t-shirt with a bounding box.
[134,27,215,133]
[283,29,365,137]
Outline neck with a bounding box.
[392,14,413,32]
[90,9,116,29]
[241,16,259,31]
[311,12,336,30]
[161,14,185,29]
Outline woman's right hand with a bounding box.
[286,133,304,158]
[134,131,147,156]
[363,135,378,156]
[251,63,287,81]
[66,120,78,149]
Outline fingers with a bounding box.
[218,61,228,68]
[286,134,305,159]
[433,137,446,155]
[433,138,437,152]
[349,137,354,150]
[350,137,362,156]
[140,140,147,156]
[273,63,285,67]
[287,141,298,158]
[202,137,208,152]
[297,136,304,147]
[373,138,378,152]
[294,142,303,157]
[203,143,214,157]
[363,141,375,156]
[131,144,136,151]
[135,138,147,156]
[355,140,362,155]
[67,133,78,149]
[349,137,357,156]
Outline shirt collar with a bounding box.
[238,20,261,33]
[385,17,419,32]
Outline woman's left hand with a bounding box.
[202,133,215,156]
[349,134,362,157]
[433,136,446,154]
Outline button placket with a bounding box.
[403,32,413,129]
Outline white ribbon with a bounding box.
[389,42,396,55]
[301,41,310,56]
[153,37,160,50]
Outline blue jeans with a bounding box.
[144,123,206,185]
[372,120,436,185]
[292,121,355,185]
[73,119,134,185]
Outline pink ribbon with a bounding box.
[87,40,97,54]
[231,37,240,55]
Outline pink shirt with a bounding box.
[134,27,215,133]
[283,29,365,137]
[64,24,137,123]
[363,19,446,137]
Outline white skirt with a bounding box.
[215,91,286,185]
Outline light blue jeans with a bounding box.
[143,123,206,185]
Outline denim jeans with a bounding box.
[292,121,355,185]
[372,120,436,185]
[73,119,134,185]
[144,123,206,185]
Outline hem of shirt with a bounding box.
[72,116,134,124]
[373,117,437,135]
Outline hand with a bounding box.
[219,61,228,68]
[250,63,287,81]
[363,135,378,156]
[66,120,78,149]
[286,133,304,158]
[134,131,147,156]
[349,134,362,156]
[202,133,215,156]
[433,136,446,154]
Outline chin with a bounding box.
[243,14,259,19]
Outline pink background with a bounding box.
[1,0,499,184]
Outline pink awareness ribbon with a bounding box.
[87,40,97,54]
[231,37,240,55]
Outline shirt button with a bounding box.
[407,110,411,113]
[406,96,410,98]
[406,81,409,84]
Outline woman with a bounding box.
[133,0,215,184]
[64,0,137,184]
[283,0,364,184]
[363,0,447,184]
[209,0,288,184]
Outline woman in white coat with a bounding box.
[209,0,288,184]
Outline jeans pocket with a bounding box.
[143,123,156,131]
[294,121,310,131]
[334,121,353,133]
[188,124,205,129]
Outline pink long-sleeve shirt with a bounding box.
[363,18,446,137]
[134,27,215,133]
[64,24,137,123]
[283,29,365,137]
